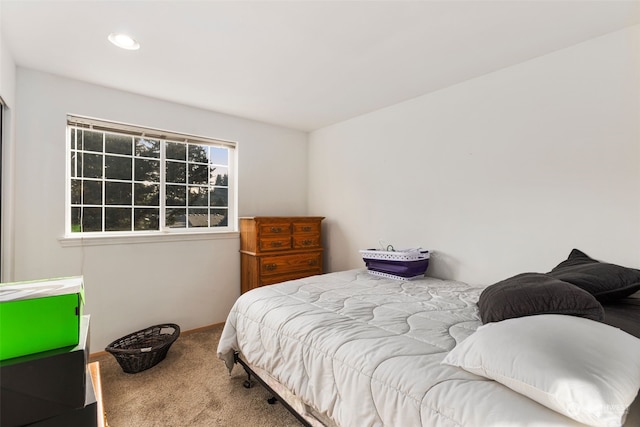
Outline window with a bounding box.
[67,116,235,236]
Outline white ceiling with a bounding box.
[1,0,638,132]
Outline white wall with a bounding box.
[309,25,640,287]
[0,27,16,108]
[0,24,17,282]
[13,69,308,352]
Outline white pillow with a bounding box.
[441,314,640,427]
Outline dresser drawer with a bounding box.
[292,234,321,249]
[259,222,291,236]
[260,270,321,286]
[260,252,322,276]
[259,236,292,252]
[292,222,320,235]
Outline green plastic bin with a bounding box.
[0,277,84,361]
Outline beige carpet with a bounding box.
[91,325,302,427]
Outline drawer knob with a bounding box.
[301,226,312,232]
[271,241,283,247]
[270,227,283,233]
[302,239,313,246]
[264,263,278,271]
[308,259,318,266]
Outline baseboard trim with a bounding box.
[89,322,225,359]
[181,322,225,336]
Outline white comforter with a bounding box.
[217,269,589,427]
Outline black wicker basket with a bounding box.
[105,323,180,374]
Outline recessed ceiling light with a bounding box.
[108,33,140,50]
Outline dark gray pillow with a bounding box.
[478,272,604,324]
[548,249,640,302]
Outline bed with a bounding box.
[217,250,640,427]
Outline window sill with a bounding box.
[58,230,239,247]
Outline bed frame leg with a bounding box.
[242,370,253,389]
[236,354,254,388]
[233,352,311,426]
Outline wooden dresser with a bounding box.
[240,216,324,294]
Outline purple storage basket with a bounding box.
[360,248,430,280]
[364,258,430,278]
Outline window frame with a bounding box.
[64,115,237,240]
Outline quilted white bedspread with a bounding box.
[217,269,589,427]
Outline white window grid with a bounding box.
[66,117,235,235]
